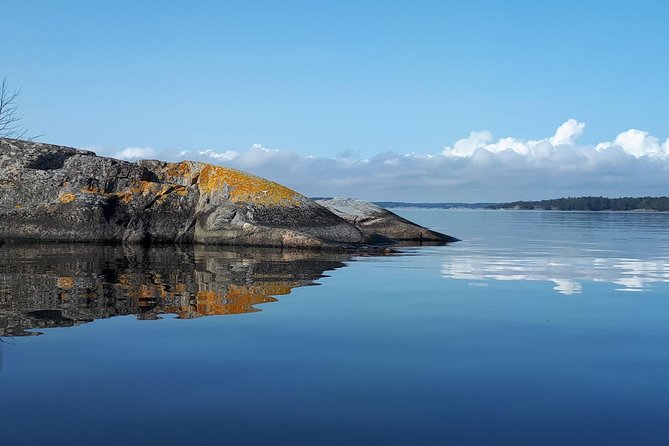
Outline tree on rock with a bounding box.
[0,78,29,139]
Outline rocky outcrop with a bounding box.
[317,198,459,243]
[0,138,456,248]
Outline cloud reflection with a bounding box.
[441,252,669,295]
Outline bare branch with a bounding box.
[0,78,36,140]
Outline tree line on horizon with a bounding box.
[488,196,669,211]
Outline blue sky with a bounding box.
[2,1,668,201]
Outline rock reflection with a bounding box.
[0,243,354,336]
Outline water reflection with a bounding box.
[407,209,669,296]
[0,243,354,336]
[441,250,669,295]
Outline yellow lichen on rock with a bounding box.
[59,193,77,204]
[81,181,188,203]
[73,161,300,207]
[81,180,187,204]
[56,276,75,289]
[164,161,202,186]
[115,181,159,203]
[165,161,191,177]
[197,164,302,206]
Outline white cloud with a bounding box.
[596,129,668,157]
[197,148,239,161]
[549,118,585,146]
[115,146,156,160]
[96,120,669,201]
[444,130,493,157]
[443,118,587,158]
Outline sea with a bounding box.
[1,209,668,445]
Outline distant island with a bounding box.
[489,196,669,211]
[311,199,494,210]
[374,201,494,210]
[311,197,669,212]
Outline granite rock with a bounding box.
[317,197,458,243]
[0,138,457,248]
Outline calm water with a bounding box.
[1,210,669,445]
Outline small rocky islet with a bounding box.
[0,138,457,249]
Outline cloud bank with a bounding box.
[105,120,669,202]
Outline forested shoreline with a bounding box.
[489,196,669,211]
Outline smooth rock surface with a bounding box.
[317,197,459,243]
[0,138,456,248]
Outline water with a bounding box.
[1,210,669,445]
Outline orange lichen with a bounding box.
[75,162,297,207]
[163,161,197,185]
[197,164,302,206]
[56,276,75,289]
[117,274,131,286]
[81,185,106,194]
[59,193,77,204]
[115,181,160,203]
[81,180,189,204]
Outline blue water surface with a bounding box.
[1,210,668,445]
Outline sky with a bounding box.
[2,0,668,201]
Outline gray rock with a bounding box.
[0,138,457,248]
[316,197,458,243]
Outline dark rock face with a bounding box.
[317,198,459,243]
[0,138,457,248]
